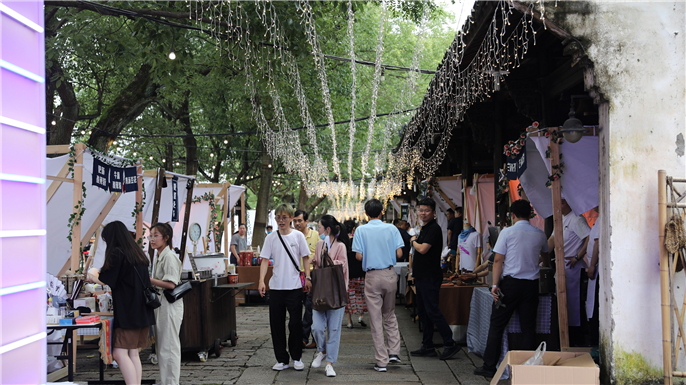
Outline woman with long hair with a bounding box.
[148,223,184,385]
[309,215,349,377]
[88,221,155,385]
[343,220,367,328]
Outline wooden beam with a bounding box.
[70,142,86,273]
[147,168,165,262]
[550,135,569,348]
[46,161,72,204]
[80,193,120,248]
[46,144,71,154]
[179,178,195,263]
[46,175,74,183]
[659,170,673,385]
[135,162,143,244]
[222,182,230,268]
[434,185,457,211]
[240,191,246,225]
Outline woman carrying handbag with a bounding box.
[310,215,349,377]
[87,221,155,385]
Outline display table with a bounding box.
[466,286,552,379]
[438,284,483,325]
[47,322,155,384]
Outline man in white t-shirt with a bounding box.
[457,221,482,272]
[548,199,590,346]
[259,204,312,372]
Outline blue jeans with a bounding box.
[312,307,345,363]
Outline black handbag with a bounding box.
[311,242,348,311]
[164,281,192,303]
[134,266,161,309]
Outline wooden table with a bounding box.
[438,284,485,326]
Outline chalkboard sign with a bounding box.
[187,252,199,280]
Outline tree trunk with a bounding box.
[251,148,273,248]
[179,92,198,176]
[297,185,308,210]
[165,143,174,173]
[87,64,157,151]
[46,59,79,145]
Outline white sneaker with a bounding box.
[311,352,326,368]
[325,364,336,377]
[272,362,290,371]
[293,359,305,370]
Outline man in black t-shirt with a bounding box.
[409,198,459,360]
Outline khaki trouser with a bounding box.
[364,267,400,367]
[155,295,184,385]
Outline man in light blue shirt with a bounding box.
[474,200,549,378]
[353,199,404,372]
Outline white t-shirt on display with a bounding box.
[552,214,591,258]
[260,230,311,290]
[458,231,482,271]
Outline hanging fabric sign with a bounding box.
[171,176,179,222]
[109,167,124,192]
[123,167,138,193]
[92,158,110,191]
[506,142,527,180]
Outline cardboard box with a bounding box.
[491,350,599,385]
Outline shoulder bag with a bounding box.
[277,230,307,288]
[164,281,192,303]
[311,242,348,311]
[133,265,161,309]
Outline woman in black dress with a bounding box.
[89,221,155,384]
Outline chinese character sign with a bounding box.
[171,176,179,222]
[124,167,138,192]
[92,158,110,191]
[506,142,527,180]
[110,167,124,192]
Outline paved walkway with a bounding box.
[67,302,501,384]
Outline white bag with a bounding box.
[523,341,546,366]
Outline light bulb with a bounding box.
[162,159,166,163]
[176,162,180,166]
[149,156,153,160]
[51,120,56,125]
[224,140,228,144]
[210,153,214,157]
[168,51,176,60]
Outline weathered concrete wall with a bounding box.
[547,1,685,383]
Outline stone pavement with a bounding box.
[66,302,504,384]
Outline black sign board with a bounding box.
[124,167,138,193]
[92,158,109,191]
[109,167,123,192]
[171,176,179,222]
[506,142,527,180]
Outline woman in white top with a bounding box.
[149,223,184,385]
[310,215,349,377]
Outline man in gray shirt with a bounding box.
[230,223,247,265]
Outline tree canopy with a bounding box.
[45,0,459,220]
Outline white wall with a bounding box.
[551,1,686,381]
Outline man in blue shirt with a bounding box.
[474,200,549,378]
[353,199,405,372]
